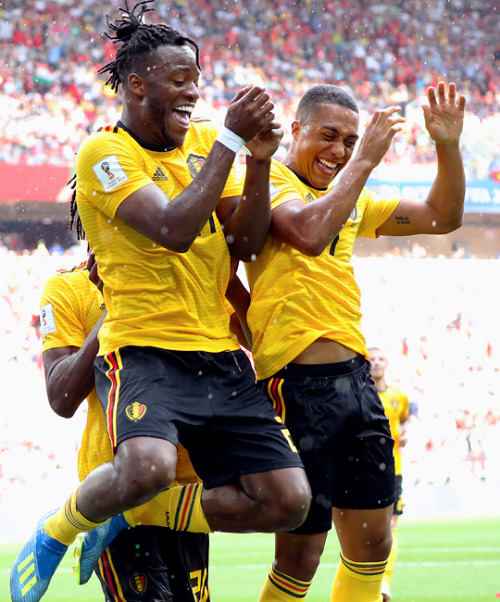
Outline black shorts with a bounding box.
[95,347,302,489]
[259,356,395,535]
[394,474,404,515]
[95,526,210,601]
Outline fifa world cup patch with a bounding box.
[129,572,148,594]
[125,401,147,421]
[40,303,57,336]
[92,155,129,192]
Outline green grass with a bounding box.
[2,517,500,601]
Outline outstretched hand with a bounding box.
[422,81,466,146]
[354,106,405,169]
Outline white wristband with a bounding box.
[216,126,245,154]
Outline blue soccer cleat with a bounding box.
[10,510,68,602]
[73,513,129,585]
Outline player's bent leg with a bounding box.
[202,466,311,533]
[10,510,68,602]
[77,437,178,522]
[258,532,327,601]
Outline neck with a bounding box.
[374,377,386,393]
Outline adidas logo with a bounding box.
[152,167,168,181]
[17,551,37,596]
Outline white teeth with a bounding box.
[175,106,194,113]
[320,159,336,169]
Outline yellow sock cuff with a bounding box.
[44,489,104,545]
[125,483,212,533]
[340,553,388,581]
[268,567,312,599]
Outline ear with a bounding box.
[127,72,146,98]
[290,120,301,140]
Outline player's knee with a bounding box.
[352,521,393,561]
[115,440,177,506]
[267,471,312,531]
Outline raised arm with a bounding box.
[218,116,284,261]
[116,85,276,253]
[376,82,466,236]
[272,107,404,256]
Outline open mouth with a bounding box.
[172,106,194,128]
[317,158,338,174]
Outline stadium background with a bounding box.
[0,0,499,548]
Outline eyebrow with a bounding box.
[320,125,359,140]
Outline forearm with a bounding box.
[45,317,103,417]
[284,158,373,256]
[117,142,240,253]
[425,142,465,230]
[224,157,272,261]
[165,142,241,251]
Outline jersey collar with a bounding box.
[117,120,177,153]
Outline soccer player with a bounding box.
[10,3,310,601]
[369,347,410,602]
[245,82,465,601]
[40,253,211,601]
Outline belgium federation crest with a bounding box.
[129,572,148,593]
[187,153,206,179]
[125,401,147,422]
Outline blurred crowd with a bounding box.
[0,0,499,178]
[0,243,499,534]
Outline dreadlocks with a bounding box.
[68,174,86,241]
[98,0,201,93]
[69,0,200,240]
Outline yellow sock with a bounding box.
[258,566,312,601]
[44,490,105,545]
[384,527,398,586]
[331,552,388,602]
[124,483,212,533]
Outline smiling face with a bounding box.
[286,102,359,189]
[126,44,201,148]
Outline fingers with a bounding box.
[367,106,404,133]
[226,85,277,141]
[256,118,283,140]
[427,81,467,111]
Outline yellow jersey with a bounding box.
[378,385,409,475]
[40,264,111,481]
[76,120,241,356]
[246,160,399,380]
[40,263,200,484]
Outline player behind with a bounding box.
[39,250,211,601]
[245,82,465,601]
[10,2,310,601]
[369,347,409,602]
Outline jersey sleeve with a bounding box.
[356,188,401,238]
[76,133,153,219]
[40,274,87,352]
[269,160,304,209]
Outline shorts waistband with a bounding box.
[274,354,367,379]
